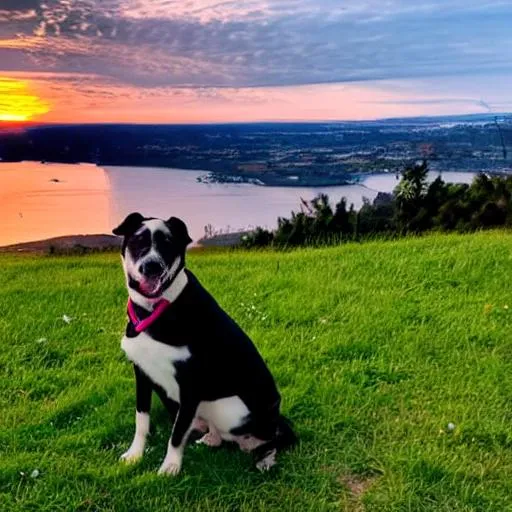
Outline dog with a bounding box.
[113,213,297,475]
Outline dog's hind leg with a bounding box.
[255,449,277,472]
[250,415,297,472]
[191,417,208,433]
[121,365,152,464]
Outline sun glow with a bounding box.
[0,113,29,121]
[0,77,50,122]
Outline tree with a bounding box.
[241,162,512,250]
[394,160,429,233]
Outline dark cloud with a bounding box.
[0,0,40,10]
[0,0,511,90]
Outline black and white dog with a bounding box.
[113,213,296,475]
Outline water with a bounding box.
[0,162,476,246]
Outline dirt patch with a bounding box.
[338,474,378,512]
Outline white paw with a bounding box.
[158,460,182,476]
[196,431,222,447]
[158,445,183,476]
[120,448,144,464]
[256,449,277,472]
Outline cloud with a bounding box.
[0,0,39,10]
[11,71,504,124]
[0,1,510,123]
[365,98,497,109]
[0,0,511,91]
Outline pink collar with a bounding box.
[127,298,171,333]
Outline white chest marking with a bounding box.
[122,333,250,436]
[121,332,191,403]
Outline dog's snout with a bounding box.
[140,260,164,277]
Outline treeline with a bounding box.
[241,161,512,248]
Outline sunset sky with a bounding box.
[0,0,511,123]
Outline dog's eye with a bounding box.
[130,234,148,249]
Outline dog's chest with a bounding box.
[121,331,191,403]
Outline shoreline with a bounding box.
[0,164,482,253]
[1,160,367,188]
[0,232,246,254]
[0,234,122,254]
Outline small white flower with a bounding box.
[36,338,47,344]
[62,315,72,324]
[447,422,456,432]
[30,469,40,478]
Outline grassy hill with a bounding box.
[1,232,512,511]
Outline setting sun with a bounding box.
[0,77,50,122]
[0,113,29,122]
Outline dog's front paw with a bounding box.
[158,446,183,476]
[158,459,182,476]
[120,447,144,464]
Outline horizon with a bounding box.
[4,110,512,129]
[1,1,512,124]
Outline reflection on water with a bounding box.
[362,171,475,194]
[0,162,477,246]
[105,166,380,242]
[0,162,110,246]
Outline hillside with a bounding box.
[1,232,512,511]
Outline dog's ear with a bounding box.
[112,212,144,236]
[166,217,192,246]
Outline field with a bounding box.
[1,232,512,511]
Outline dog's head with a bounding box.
[113,213,192,299]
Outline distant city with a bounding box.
[1,113,511,187]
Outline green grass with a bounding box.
[2,232,512,511]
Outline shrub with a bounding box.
[242,161,512,249]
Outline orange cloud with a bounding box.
[1,71,508,125]
[0,77,50,122]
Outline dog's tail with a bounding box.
[253,414,298,463]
